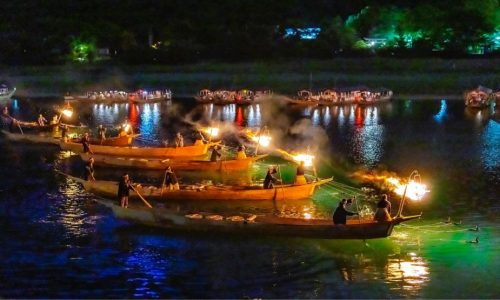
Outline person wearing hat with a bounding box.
[175,132,184,147]
[97,124,106,143]
[118,173,133,208]
[81,132,93,154]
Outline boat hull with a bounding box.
[101,200,415,239]
[1,130,61,145]
[80,153,268,171]
[61,141,217,158]
[63,173,333,201]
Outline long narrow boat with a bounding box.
[60,140,218,158]
[94,198,421,239]
[80,153,268,171]
[1,129,61,145]
[61,172,333,201]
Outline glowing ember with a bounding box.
[386,177,429,201]
[292,154,315,167]
[303,212,312,220]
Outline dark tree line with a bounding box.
[0,0,498,65]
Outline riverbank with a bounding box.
[1,58,499,98]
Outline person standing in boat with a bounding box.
[333,199,358,225]
[210,145,222,162]
[374,194,392,222]
[82,132,93,154]
[263,166,278,189]
[84,157,96,181]
[236,144,247,160]
[294,161,307,185]
[118,173,133,208]
[97,125,106,143]
[175,132,184,147]
[37,114,47,126]
[164,166,179,190]
[60,124,68,141]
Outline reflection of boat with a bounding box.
[80,153,268,171]
[61,172,333,201]
[0,83,16,100]
[60,140,219,158]
[1,129,61,145]
[464,86,494,108]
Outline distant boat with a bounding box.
[0,83,16,100]
[464,86,494,108]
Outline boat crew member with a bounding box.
[84,157,96,181]
[60,124,68,141]
[37,114,47,126]
[175,132,184,147]
[194,131,206,146]
[82,132,93,154]
[50,114,59,125]
[374,194,392,222]
[164,166,179,190]
[2,106,9,117]
[294,161,307,185]
[263,166,278,189]
[236,144,247,160]
[210,145,222,162]
[333,199,358,225]
[118,173,133,208]
[97,125,106,143]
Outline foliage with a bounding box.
[0,0,498,64]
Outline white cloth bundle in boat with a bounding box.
[226,216,245,222]
[245,215,257,222]
[185,213,203,219]
[205,215,224,221]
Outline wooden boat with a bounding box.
[61,172,333,201]
[128,90,172,104]
[1,129,61,145]
[464,86,493,108]
[70,134,139,147]
[87,197,421,239]
[60,140,219,158]
[80,153,268,171]
[194,89,214,103]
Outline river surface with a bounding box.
[0,97,499,298]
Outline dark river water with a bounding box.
[0,97,499,298]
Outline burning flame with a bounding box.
[203,127,219,137]
[62,108,73,118]
[122,123,131,133]
[252,135,271,147]
[386,177,429,201]
[292,154,315,167]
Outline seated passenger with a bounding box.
[236,144,247,160]
[374,194,392,222]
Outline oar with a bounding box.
[130,185,153,208]
[16,120,24,135]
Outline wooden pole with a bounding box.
[130,185,153,208]
[277,165,286,201]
